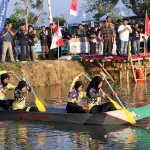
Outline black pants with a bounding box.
[103,39,112,56]
[89,42,96,54]
[0,99,14,110]
[66,102,86,113]
[48,44,55,59]
[89,102,116,114]
[16,107,39,112]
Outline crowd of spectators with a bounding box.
[0,16,147,63]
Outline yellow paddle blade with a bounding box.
[37,97,48,107]
[123,107,136,125]
[35,98,46,112]
[109,97,122,110]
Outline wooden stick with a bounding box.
[97,62,114,82]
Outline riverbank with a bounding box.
[1,60,150,87]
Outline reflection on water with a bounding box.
[3,80,150,149]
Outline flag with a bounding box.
[50,24,64,49]
[70,0,78,16]
[47,0,53,24]
[145,12,150,36]
[0,0,9,32]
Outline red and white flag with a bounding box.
[50,24,64,49]
[145,12,150,36]
[70,0,78,16]
[47,0,53,23]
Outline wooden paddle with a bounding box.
[13,72,47,107]
[101,73,136,125]
[83,73,122,110]
[22,72,46,112]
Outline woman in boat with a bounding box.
[0,71,16,110]
[86,76,116,114]
[12,80,39,112]
[66,72,86,113]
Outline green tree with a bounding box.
[14,0,34,29]
[53,17,66,26]
[32,0,45,26]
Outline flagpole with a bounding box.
[58,20,60,81]
[47,0,53,24]
[144,10,147,56]
[67,1,72,28]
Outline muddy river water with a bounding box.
[1,79,150,150]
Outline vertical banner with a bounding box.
[47,0,53,24]
[0,0,9,32]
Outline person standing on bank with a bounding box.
[27,25,37,61]
[66,72,86,113]
[118,18,132,57]
[46,23,54,60]
[1,23,15,62]
[40,26,49,60]
[0,70,16,110]
[86,76,116,114]
[15,23,28,62]
[88,27,97,55]
[101,21,113,59]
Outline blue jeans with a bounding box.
[129,37,135,55]
[120,40,128,56]
[133,39,140,55]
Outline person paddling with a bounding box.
[12,80,39,112]
[86,76,116,114]
[66,72,86,113]
[0,71,16,110]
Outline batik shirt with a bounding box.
[0,71,16,100]
[68,77,86,104]
[87,88,104,110]
[12,88,30,110]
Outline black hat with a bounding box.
[75,81,84,91]
[1,73,10,87]
[117,19,123,23]
[16,80,27,91]
[123,18,129,22]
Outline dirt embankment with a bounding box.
[1,60,150,87]
[0,60,102,87]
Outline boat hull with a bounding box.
[0,107,129,125]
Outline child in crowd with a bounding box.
[86,76,116,114]
[12,80,39,112]
[66,72,86,113]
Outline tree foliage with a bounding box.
[86,0,150,21]
[9,0,44,29]
[53,17,66,26]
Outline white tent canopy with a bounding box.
[69,4,94,26]
[100,0,137,21]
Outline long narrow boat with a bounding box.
[0,107,127,125]
[1,105,149,125]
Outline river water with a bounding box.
[1,79,150,150]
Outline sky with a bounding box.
[6,0,84,21]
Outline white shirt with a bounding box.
[118,24,132,41]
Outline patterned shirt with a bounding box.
[101,27,113,40]
[68,77,86,104]
[12,88,30,110]
[87,88,103,110]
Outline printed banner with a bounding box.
[0,0,9,32]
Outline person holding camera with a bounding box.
[27,25,37,61]
[1,23,15,62]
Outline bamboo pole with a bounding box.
[67,1,72,28]
[144,10,147,56]
[58,20,60,81]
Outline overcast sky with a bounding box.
[6,0,84,20]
